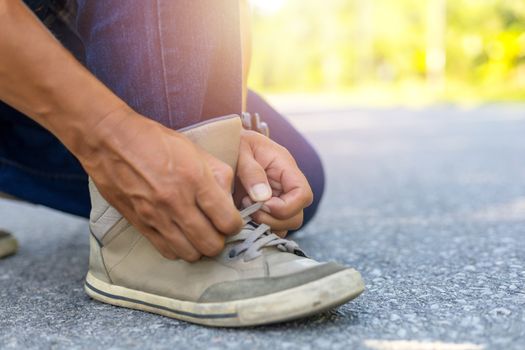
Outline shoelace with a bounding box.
[225,202,307,261]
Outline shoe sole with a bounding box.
[85,268,364,327]
[0,235,18,259]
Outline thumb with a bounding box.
[237,152,272,202]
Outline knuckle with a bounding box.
[219,215,242,235]
[178,163,204,185]
[154,189,174,205]
[196,193,215,211]
[135,202,155,221]
[179,215,200,233]
[164,231,182,246]
[265,208,286,221]
[301,186,314,206]
[243,129,260,140]
[200,237,225,257]
[290,213,304,230]
[275,143,292,156]
[222,166,234,185]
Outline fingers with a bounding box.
[142,160,241,259]
[175,203,227,257]
[160,218,202,262]
[195,151,243,235]
[134,183,239,260]
[237,140,272,202]
[264,166,313,220]
[87,120,245,263]
[133,224,178,260]
[239,130,312,220]
[242,196,304,232]
[232,177,249,208]
[104,196,181,260]
[252,210,303,232]
[196,175,243,235]
[263,188,311,219]
[124,199,203,261]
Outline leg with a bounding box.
[246,90,325,228]
[75,0,243,129]
[0,95,90,217]
[0,0,244,216]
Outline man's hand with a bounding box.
[235,130,313,236]
[81,108,243,262]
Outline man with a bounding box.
[0,0,364,326]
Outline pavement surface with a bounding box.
[1,104,524,350]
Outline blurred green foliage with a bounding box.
[249,0,525,102]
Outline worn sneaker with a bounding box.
[0,230,18,258]
[84,115,364,327]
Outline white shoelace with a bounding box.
[225,202,306,261]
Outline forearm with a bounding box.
[0,0,130,157]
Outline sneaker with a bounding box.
[0,230,18,258]
[84,115,364,327]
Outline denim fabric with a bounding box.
[22,0,50,20]
[0,102,89,216]
[0,1,324,226]
[75,0,242,128]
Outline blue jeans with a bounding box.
[0,0,324,227]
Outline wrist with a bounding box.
[66,103,139,161]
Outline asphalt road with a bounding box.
[1,104,524,349]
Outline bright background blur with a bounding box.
[249,0,525,106]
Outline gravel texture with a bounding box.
[1,104,524,349]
